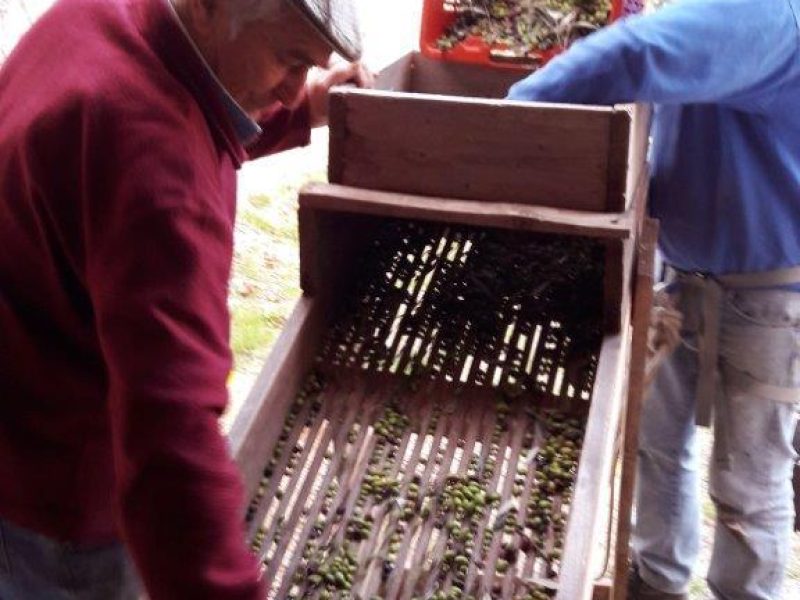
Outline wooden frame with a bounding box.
[611,218,659,600]
[329,52,649,214]
[231,186,653,600]
[299,182,638,335]
[230,53,655,600]
[229,297,329,503]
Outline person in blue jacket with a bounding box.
[508,1,800,598]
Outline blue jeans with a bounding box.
[633,284,799,599]
[0,517,141,599]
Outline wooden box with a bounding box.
[231,53,654,600]
[328,52,649,214]
[231,188,654,600]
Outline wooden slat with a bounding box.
[300,183,635,240]
[328,87,616,211]
[373,52,414,92]
[603,239,625,333]
[603,163,649,335]
[269,384,364,597]
[624,104,652,212]
[327,89,349,186]
[612,219,658,600]
[594,578,613,600]
[606,109,632,213]
[557,327,632,600]
[229,297,328,501]
[242,365,590,599]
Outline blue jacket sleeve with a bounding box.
[507,0,800,113]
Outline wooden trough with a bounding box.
[230,52,655,600]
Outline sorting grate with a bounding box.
[319,219,604,404]
[245,220,606,599]
[248,373,584,600]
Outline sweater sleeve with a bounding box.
[85,122,265,599]
[247,93,312,160]
[507,0,800,112]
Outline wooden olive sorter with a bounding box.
[230,51,655,600]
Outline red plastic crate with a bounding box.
[420,0,644,71]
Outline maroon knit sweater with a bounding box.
[0,0,310,597]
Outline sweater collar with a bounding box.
[163,0,262,147]
[135,0,251,166]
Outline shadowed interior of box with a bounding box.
[319,219,604,401]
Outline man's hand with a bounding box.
[307,60,375,127]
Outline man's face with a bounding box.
[200,3,333,116]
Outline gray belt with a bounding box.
[665,265,800,427]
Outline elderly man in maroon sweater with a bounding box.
[0,0,371,598]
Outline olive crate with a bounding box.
[418,0,642,71]
[230,57,655,600]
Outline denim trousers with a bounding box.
[0,517,141,599]
[632,283,799,599]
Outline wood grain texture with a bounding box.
[612,219,658,600]
[624,104,652,212]
[603,239,625,333]
[328,87,615,211]
[557,327,632,600]
[593,579,613,600]
[327,91,349,185]
[299,183,635,240]
[374,52,414,91]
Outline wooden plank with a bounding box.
[409,52,527,99]
[606,109,631,213]
[229,297,328,501]
[631,163,650,236]
[612,219,658,600]
[327,90,349,185]
[593,578,613,600]
[603,164,648,334]
[297,204,321,296]
[603,239,625,332]
[557,327,632,600]
[374,52,414,91]
[794,422,800,531]
[328,87,616,211]
[299,183,635,240]
[624,104,652,213]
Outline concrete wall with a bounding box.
[0,0,53,62]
